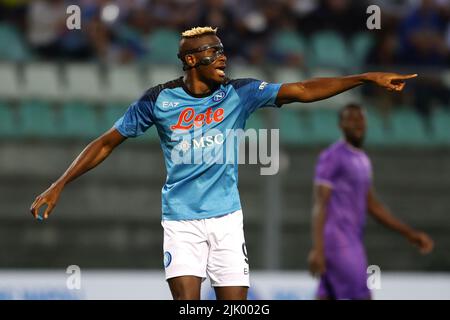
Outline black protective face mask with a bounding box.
[178,43,224,70]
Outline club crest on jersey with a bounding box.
[170,107,225,131]
[213,90,226,102]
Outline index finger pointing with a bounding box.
[398,74,418,80]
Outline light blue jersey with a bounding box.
[114,77,281,220]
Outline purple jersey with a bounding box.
[314,140,373,249]
[314,140,373,299]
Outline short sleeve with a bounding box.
[314,150,340,189]
[231,78,282,118]
[114,95,155,138]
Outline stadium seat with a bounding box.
[272,68,305,84]
[351,33,375,69]
[388,109,428,145]
[279,108,314,145]
[65,64,105,102]
[365,109,387,146]
[145,28,180,64]
[103,103,128,131]
[0,63,21,100]
[106,65,147,102]
[432,109,450,145]
[310,108,341,144]
[228,65,267,81]
[0,23,31,61]
[245,112,265,131]
[309,31,351,70]
[60,102,99,138]
[18,101,58,137]
[147,64,180,87]
[271,30,307,61]
[0,102,15,137]
[23,63,62,101]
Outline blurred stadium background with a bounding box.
[0,0,449,299]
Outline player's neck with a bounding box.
[183,73,216,97]
[344,139,364,151]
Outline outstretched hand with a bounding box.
[367,72,418,92]
[30,183,62,220]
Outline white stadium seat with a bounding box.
[23,63,62,101]
[227,65,267,81]
[0,63,21,100]
[147,64,180,87]
[65,63,104,102]
[272,67,305,84]
[106,65,147,102]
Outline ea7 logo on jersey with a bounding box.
[162,101,180,108]
[258,81,268,90]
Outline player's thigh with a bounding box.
[206,210,250,288]
[168,276,202,300]
[214,286,248,300]
[162,219,209,282]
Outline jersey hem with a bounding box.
[161,205,242,221]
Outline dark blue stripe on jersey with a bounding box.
[228,78,256,90]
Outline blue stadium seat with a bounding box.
[145,28,180,64]
[0,23,31,61]
[246,112,265,131]
[432,109,450,145]
[310,109,341,144]
[61,102,99,138]
[103,103,128,131]
[309,31,350,70]
[0,102,15,137]
[365,109,387,146]
[279,108,314,145]
[271,30,307,62]
[19,101,58,137]
[350,33,375,69]
[388,109,428,145]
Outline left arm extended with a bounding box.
[275,72,417,105]
[367,187,434,254]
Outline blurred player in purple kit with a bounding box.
[308,103,434,300]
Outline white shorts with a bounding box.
[161,210,250,287]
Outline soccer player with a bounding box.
[31,26,418,300]
[308,103,434,300]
